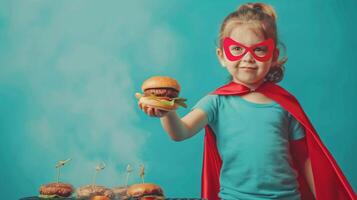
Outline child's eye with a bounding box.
[231,46,243,51]
[254,47,267,52]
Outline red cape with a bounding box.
[201,81,356,200]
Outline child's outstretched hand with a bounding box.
[138,101,171,118]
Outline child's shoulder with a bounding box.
[194,93,222,108]
[199,93,221,102]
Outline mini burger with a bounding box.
[39,182,74,198]
[76,185,114,200]
[135,76,187,111]
[126,183,165,200]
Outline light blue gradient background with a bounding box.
[0,0,356,199]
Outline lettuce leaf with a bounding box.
[135,92,187,108]
[175,100,187,108]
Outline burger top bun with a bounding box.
[141,76,180,92]
[91,196,110,200]
[39,182,73,197]
[76,185,114,199]
[127,183,164,198]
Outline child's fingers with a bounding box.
[155,109,168,117]
[143,105,150,114]
[138,102,167,117]
[147,107,155,116]
[140,103,148,113]
[154,109,162,117]
[139,102,147,112]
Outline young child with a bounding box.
[138,3,355,200]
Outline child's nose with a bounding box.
[242,51,255,63]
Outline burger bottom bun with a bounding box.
[139,96,178,111]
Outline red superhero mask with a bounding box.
[223,37,275,62]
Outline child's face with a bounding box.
[217,24,275,87]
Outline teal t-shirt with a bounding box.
[192,94,305,200]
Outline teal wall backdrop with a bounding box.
[0,0,356,199]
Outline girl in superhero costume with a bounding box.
[138,3,356,200]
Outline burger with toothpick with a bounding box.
[126,165,165,200]
[38,158,74,198]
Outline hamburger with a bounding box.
[76,185,115,200]
[135,76,187,111]
[126,183,165,200]
[39,182,74,198]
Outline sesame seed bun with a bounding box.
[126,183,164,199]
[39,182,73,197]
[141,76,181,92]
[91,195,110,200]
[76,185,114,199]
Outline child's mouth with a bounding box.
[240,67,257,71]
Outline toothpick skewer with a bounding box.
[55,158,71,183]
[139,165,145,183]
[92,162,106,187]
[125,164,132,187]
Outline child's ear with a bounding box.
[216,48,226,67]
[273,48,280,62]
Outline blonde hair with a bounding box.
[218,3,287,83]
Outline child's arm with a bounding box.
[291,138,316,199]
[160,109,208,141]
[289,116,316,198]
[304,157,316,198]
[138,102,208,141]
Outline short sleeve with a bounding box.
[191,94,219,123]
[288,113,306,140]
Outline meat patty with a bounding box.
[39,182,73,197]
[144,88,179,98]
